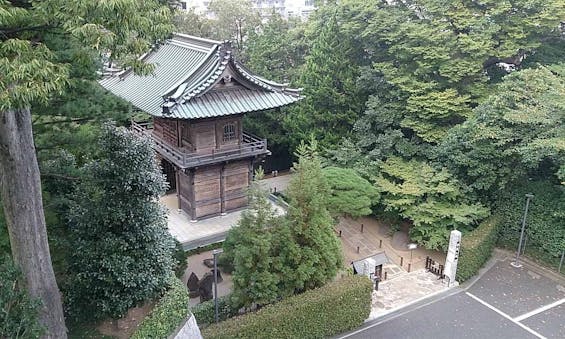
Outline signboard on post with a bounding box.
[444,230,461,286]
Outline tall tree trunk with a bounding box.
[0,107,67,338]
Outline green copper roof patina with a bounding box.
[99,33,302,119]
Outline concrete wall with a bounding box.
[170,314,202,339]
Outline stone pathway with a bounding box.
[368,269,452,320]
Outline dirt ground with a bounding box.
[181,250,233,307]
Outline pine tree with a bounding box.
[284,10,366,150]
[229,169,280,309]
[66,123,175,320]
[274,139,343,295]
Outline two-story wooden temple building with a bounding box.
[100,33,301,220]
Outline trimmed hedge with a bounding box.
[131,277,189,338]
[192,295,238,328]
[202,275,373,339]
[456,216,500,282]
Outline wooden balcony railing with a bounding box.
[131,121,269,168]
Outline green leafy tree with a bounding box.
[440,66,565,196]
[207,0,261,53]
[285,10,366,150]
[243,14,308,170]
[0,1,173,335]
[376,157,489,250]
[0,257,44,339]
[66,124,176,320]
[173,6,215,38]
[246,13,306,83]
[230,169,280,309]
[322,167,379,218]
[274,139,343,295]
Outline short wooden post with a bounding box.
[339,230,342,237]
[357,246,360,253]
[384,271,388,280]
[361,223,364,233]
[408,263,411,273]
[400,257,403,267]
[379,239,382,248]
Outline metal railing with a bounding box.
[131,120,268,168]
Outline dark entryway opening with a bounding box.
[161,159,176,192]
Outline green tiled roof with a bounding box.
[99,33,302,119]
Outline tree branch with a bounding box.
[33,117,93,127]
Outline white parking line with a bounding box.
[465,292,546,339]
[514,298,565,322]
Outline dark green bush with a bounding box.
[201,275,372,339]
[191,295,238,328]
[495,181,564,267]
[0,257,44,339]
[173,240,189,278]
[131,277,189,339]
[456,216,500,282]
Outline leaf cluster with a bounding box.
[65,123,176,320]
[0,257,44,339]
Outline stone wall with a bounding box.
[170,314,203,339]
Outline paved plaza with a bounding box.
[339,254,565,339]
[369,269,450,320]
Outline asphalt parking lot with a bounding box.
[339,258,565,339]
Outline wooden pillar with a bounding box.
[220,164,226,215]
[190,169,197,220]
[175,167,181,212]
[248,159,254,185]
[176,119,182,147]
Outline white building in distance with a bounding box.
[178,0,316,20]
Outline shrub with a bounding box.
[495,181,564,267]
[66,124,176,320]
[456,216,500,282]
[131,277,189,339]
[173,240,188,278]
[0,257,44,338]
[202,275,372,339]
[191,295,238,328]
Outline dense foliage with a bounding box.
[274,140,343,295]
[131,277,189,339]
[191,295,238,328]
[221,142,343,308]
[456,217,500,282]
[495,181,565,266]
[1,0,174,335]
[66,124,176,320]
[229,170,281,308]
[0,258,44,339]
[440,66,565,197]
[376,157,489,250]
[322,167,379,218]
[202,275,373,339]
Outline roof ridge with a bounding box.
[172,33,223,47]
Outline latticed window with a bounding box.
[223,123,236,142]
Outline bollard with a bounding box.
[339,230,342,237]
[379,239,382,248]
[274,187,277,193]
[400,257,404,267]
[357,246,360,253]
[361,224,364,233]
[384,271,388,280]
[408,263,411,273]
